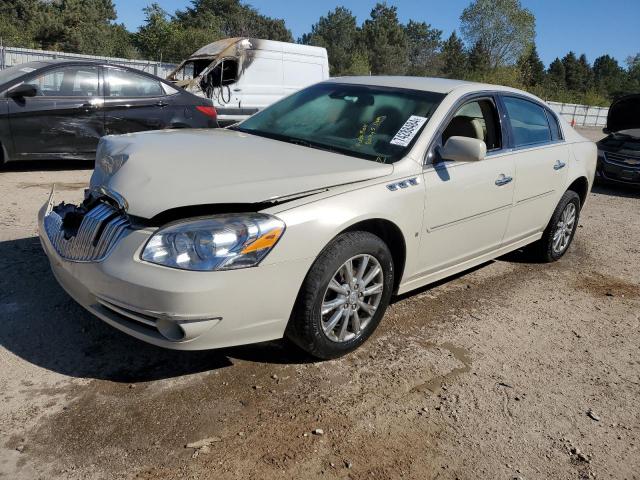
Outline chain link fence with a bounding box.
[0,45,177,78]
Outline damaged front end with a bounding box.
[42,189,131,262]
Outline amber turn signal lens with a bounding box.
[241,227,284,254]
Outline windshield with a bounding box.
[234,83,445,163]
[0,62,46,87]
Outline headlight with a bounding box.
[141,214,285,271]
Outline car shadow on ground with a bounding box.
[0,236,313,384]
[391,260,493,303]
[592,181,640,199]
[1,160,94,172]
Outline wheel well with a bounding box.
[343,219,406,294]
[567,177,589,206]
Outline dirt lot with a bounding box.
[1,128,639,480]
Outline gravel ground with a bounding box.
[1,128,639,480]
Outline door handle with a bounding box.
[554,160,566,170]
[495,174,513,186]
[155,100,168,107]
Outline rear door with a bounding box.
[500,95,569,243]
[7,64,103,159]
[103,67,171,135]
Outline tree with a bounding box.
[361,3,408,75]
[517,43,544,86]
[577,54,594,91]
[55,0,120,54]
[301,7,360,76]
[593,55,625,98]
[134,4,175,61]
[343,50,371,76]
[440,31,468,79]
[460,0,535,68]
[404,20,442,76]
[468,39,491,78]
[562,51,586,91]
[107,23,138,58]
[624,53,640,93]
[0,0,44,48]
[176,0,292,42]
[547,57,566,88]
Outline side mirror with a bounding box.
[7,83,37,99]
[440,136,487,162]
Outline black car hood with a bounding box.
[605,94,640,135]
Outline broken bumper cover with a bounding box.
[37,202,310,350]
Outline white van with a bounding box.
[167,38,329,125]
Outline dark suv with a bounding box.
[596,94,640,186]
[0,60,218,167]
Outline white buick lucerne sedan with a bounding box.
[39,77,597,359]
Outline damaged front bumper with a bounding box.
[38,193,309,350]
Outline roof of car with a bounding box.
[326,76,514,95]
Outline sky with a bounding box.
[114,0,640,67]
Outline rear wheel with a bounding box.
[286,231,394,359]
[533,190,581,262]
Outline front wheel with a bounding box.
[286,231,394,359]
[533,190,581,262]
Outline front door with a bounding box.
[418,96,515,275]
[103,67,170,135]
[7,65,103,160]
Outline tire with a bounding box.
[532,190,581,262]
[286,231,394,360]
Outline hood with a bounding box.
[90,129,393,220]
[605,94,640,135]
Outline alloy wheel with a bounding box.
[552,202,576,254]
[320,254,384,343]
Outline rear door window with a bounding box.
[503,96,552,147]
[106,69,164,97]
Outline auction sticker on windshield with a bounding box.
[390,115,428,147]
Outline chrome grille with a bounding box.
[44,202,130,262]
[604,151,640,169]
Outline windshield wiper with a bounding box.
[285,137,339,154]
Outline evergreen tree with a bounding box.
[468,39,491,78]
[517,43,544,86]
[577,53,594,91]
[176,0,292,43]
[548,57,566,88]
[301,7,360,76]
[562,52,582,91]
[404,20,442,76]
[440,31,468,79]
[593,54,625,98]
[134,4,175,61]
[361,3,408,75]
